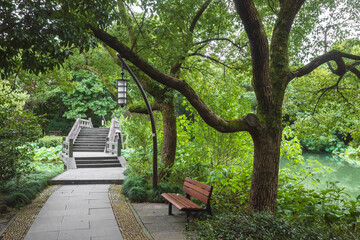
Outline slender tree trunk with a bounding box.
[159,100,177,179]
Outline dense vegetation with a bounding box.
[1,0,360,239]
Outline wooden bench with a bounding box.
[161,177,213,221]
[49,130,61,136]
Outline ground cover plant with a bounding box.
[0,161,64,208]
[0,135,64,210]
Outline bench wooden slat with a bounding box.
[185,177,212,191]
[161,193,202,210]
[183,181,211,197]
[183,185,209,205]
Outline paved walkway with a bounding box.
[132,203,187,240]
[50,168,126,185]
[24,185,123,240]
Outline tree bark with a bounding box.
[158,100,177,178]
[249,124,282,212]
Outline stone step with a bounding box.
[76,163,122,168]
[75,139,107,142]
[74,142,106,146]
[73,147,106,150]
[76,160,119,164]
[75,156,119,160]
[75,139,106,142]
[81,128,109,131]
[77,135,108,138]
[73,145,105,148]
[73,149,105,152]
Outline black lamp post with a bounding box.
[116,53,158,189]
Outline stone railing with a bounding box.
[61,115,93,168]
[105,116,123,156]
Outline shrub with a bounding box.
[122,174,148,196]
[187,211,360,240]
[127,186,148,202]
[0,162,64,208]
[34,136,63,148]
[122,174,182,203]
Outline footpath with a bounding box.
[0,167,187,240]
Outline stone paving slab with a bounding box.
[132,203,187,240]
[50,168,126,185]
[24,185,124,240]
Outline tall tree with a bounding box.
[88,0,360,212]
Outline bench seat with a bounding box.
[161,193,203,211]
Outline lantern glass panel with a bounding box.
[117,78,127,106]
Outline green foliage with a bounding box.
[284,40,360,152]
[278,178,360,225]
[127,186,148,203]
[332,146,360,166]
[1,0,117,78]
[187,211,359,240]
[122,174,148,196]
[0,162,64,208]
[34,136,63,148]
[0,81,42,182]
[32,146,62,163]
[121,173,181,203]
[208,164,252,210]
[62,70,116,120]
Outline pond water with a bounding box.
[282,152,360,199]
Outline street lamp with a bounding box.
[117,69,127,107]
[116,53,158,189]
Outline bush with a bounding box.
[122,174,181,203]
[127,186,148,202]
[122,174,148,196]
[34,136,63,148]
[187,211,360,240]
[0,162,64,208]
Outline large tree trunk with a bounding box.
[159,100,177,179]
[249,125,282,212]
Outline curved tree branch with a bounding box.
[290,50,360,80]
[87,24,257,133]
[189,0,212,32]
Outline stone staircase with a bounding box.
[74,128,109,152]
[73,128,121,168]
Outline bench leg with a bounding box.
[207,206,212,215]
[168,202,173,215]
[186,211,190,223]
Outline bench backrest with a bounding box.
[183,177,213,205]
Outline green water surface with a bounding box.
[292,153,360,198]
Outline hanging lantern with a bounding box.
[117,70,127,107]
